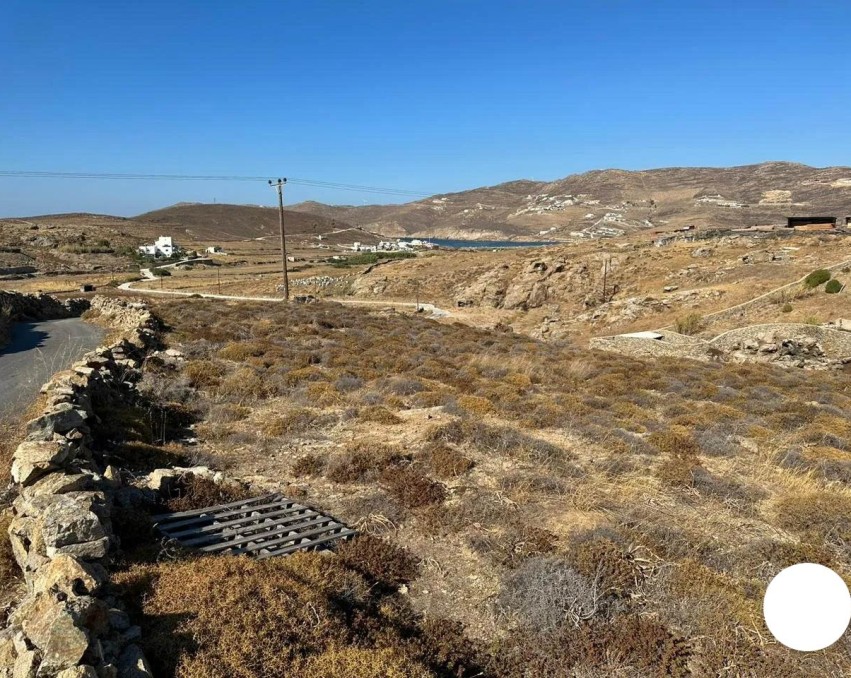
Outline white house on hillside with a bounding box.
[139,236,178,257]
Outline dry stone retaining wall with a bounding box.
[589,333,708,361]
[709,323,851,356]
[1,296,160,678]
[0,291,88,324]
[591,323,851,369]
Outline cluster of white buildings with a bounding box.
[138,236,179,258]
[349,239,437,253]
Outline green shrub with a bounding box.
[328,251,416,267]
[781,303,793,313]
[825,279,843,294]
[803,268,831,288]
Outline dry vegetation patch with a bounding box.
[121,297,851,675]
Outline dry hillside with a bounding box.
[291,162,851,240]
[0,213,144,275]
[134,202,379,246]
[102,297,851,676]
[142,229,851,345]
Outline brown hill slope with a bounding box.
[290,162,851,240]
[134,203,362,243]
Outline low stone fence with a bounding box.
[0,291,87,323]
[709,323,851,357]
[591,323,851,370]
[84,296,159,334]
[0,297,160,677]
[589,330,709,361]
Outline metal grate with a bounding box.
[153,493,356,560]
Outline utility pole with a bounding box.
[217,267,221,295]
[602,257,609,301]
[269,178,289,300]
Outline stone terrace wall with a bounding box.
[709,323,851,357]
[589,330,709,361]
[0,297,159,678]
[591,323,851,369]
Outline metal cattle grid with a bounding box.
[153,493,356,560]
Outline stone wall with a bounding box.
[0,266,38,278]
[591,323,851,370]
[0,291,88,324]
[589,332,709,361]
[83,297,158,334]
[709,323,851,356]
[0,297,159,678]
[659,256,851,331]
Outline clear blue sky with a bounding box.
[1,1,850,216]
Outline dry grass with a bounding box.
[423,444,475,479]
[291,453,326,478]
[124,297,851,675]
[0,511,19,591]
[380,465,447,509]
[163,475,259,513]
[326,441,403,484]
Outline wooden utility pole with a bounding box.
[269,178,289,300]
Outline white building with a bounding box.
[205,245,223,254]
[139,236,178,258]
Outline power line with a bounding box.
[0,169,431,198]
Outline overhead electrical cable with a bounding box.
[0,170,432,198]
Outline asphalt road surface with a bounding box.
[0,318,104,420]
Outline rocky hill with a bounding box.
[290,162,851,240]
[0,214,144,275]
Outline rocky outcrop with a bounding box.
[1,297,158,678]
[454,255,608,311]
[576,289,726,327]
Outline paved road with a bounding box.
[0,318,104,420]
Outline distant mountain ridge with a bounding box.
[134,203,358,241]
[289,162,851,240]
